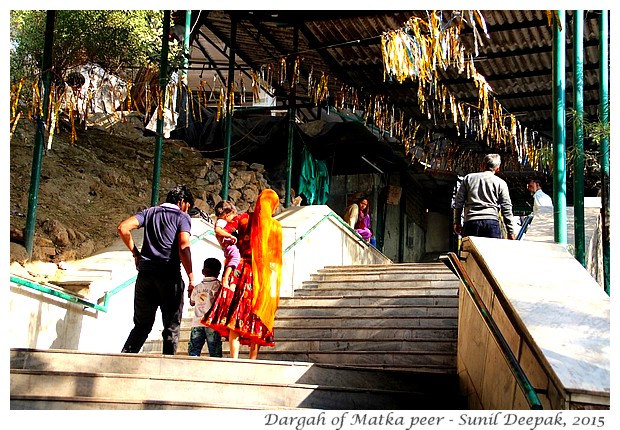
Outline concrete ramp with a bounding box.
[457,236,609,409]
[522,204,603,287]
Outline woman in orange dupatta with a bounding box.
[201,189,282,359]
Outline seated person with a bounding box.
[344,195,376,247]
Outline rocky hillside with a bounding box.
[9,113,281,265]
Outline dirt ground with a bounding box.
[9,116,209,265]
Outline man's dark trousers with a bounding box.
[121,269,185,354]
[462,219,501,239]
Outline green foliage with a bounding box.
[565,108,609,188]
[537,144,554,172]
[566,108,610,148]
[566,108,609,170]
[10,10,182,83]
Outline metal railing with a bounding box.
[10,209,370,312]
[284,211,373,254]
[10,274,111,312]
[10,218,216,313]
[517,214,535,240]
[447,252,543,410]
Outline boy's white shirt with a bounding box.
[190,276,221,327]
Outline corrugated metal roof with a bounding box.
[175,10,606,186]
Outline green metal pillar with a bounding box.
[572,10,586,266]
[151,10,171,207]
[285,26,299,208]
[599,10,610,295]
[221,16,237,201]
[552,10,568,245]
[24,11,56,256]
[182,11,191,85]
[398,176,406,263]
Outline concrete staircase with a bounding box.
[10,262,464,409]
[276,262,460,370]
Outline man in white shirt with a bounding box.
[527,179,553,212]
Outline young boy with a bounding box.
[188,257,223,357]
[214,200,240,289]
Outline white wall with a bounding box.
[458,236,610,409]
[280,205,390,296]
[9,205,391,352]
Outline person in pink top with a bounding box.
[214,200,240,289]
[344,195,376,247]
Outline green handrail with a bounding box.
[10,274,110,313]
[10,211,364,312]
[9,226,217,313]
[447,252,543,410]
[284,211,372,254]
[191,226,215,244]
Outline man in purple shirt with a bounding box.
[118,184,195,355]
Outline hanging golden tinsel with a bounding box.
[8,10,558,173]
[379,10,553,173]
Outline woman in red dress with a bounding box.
[201,189,282,359]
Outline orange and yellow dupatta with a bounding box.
[250,189,283,332]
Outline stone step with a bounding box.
[302,279,459,288]
[11,349,463,409]
[272,325,458,339]
[10,395,296,410]
[242,350,457,370]
[275,305,458,318]
[11,369,436,409]
[279,295,459,308]
[294,286,459,297]
[273,338,457,352]
[318,263,451,272]
[183,315,458,329]
[140,344,457,370]
[10,348,455,391]
[310,272,458,282]
[179,321,457,342]
[146,336,457,356]
[319,266,453,270]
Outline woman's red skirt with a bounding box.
[201,257,275,347]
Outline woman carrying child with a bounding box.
[201,189,283,360]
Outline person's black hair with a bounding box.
[166,184,194,207]
[202,257,222,277]
[214,200,236,217]
[355,195,370,217]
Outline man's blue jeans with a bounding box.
[188,326,222,357]
[462,219,501,239]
